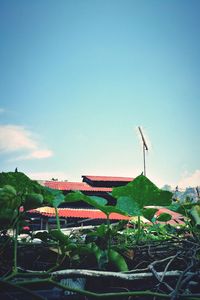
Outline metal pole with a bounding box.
[138,126,148,177]
[143,143,146,176]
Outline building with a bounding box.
[26,175,185,230]
[44,175,134,207]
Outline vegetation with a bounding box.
[0,171,200,299]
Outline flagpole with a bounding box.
[138,126,148,177]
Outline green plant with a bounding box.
[65,192,129,271]
[0,172,60,276]
[168,201,200,239]
[113,174,173,242]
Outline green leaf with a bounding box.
[87,224,107,238]
[65,192,107,207]
[116,196,142,216]
[156,213,172,222]
[108,249,128,272]
[2,185,17,196]
[52,193,65,208]
[189,205,200,227]
[65,192,108,212]
[0,185,21,209]
[64,191,85,203]
[167,203,196,216]
[112,174,172,209]
[50,229,69,245]
[87,243,103,265]
[44,189,65,208]
[99,205,128,217]
[23,193,43,211]
[65,192,127,217]
[142,208,158,221]
[89,196,108,206]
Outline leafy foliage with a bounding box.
[169,202,200,229]
[113,174,173,215]
[23,193,44,211]
[0,172,44,195]
[44,188,65,208]
[65,191,127,217]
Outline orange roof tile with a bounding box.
[30,207,185,224]
[44,181,112,192]
[31,207,129,220]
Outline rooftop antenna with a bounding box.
[138,126,148,176]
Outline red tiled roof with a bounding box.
[31,207,129,220]
[82,175,134,182]
[44,181,112,192]
[30,207,185,225]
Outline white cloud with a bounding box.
[0,125,36,152]
[14,150,53,161]
[178,170,200,188]
[0,125,53,160]
[28,150,53,159]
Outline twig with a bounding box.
[51,269,200,281]
[17,278,171,298]
[171,260,195,299]
[148,264,174,293]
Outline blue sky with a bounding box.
[0,0,200,188]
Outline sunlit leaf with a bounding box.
[116,196,142,216]
[113,174,172,209]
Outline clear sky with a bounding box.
[0,0,200,188]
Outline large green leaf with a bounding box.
[112,174,172,209]
[65,192,107,206]
[23,193,43,211]
[65,192,127,217]
[99,205,128,217]
[65,192,108,210]
[0,185,21,209]
[52,193,65,208]
[44,189,65,208]
[64,191,85,203]
[116,196,142,216]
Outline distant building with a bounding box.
[28,175,134,229]
[28,175,184,230]
[44,175,134,207]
